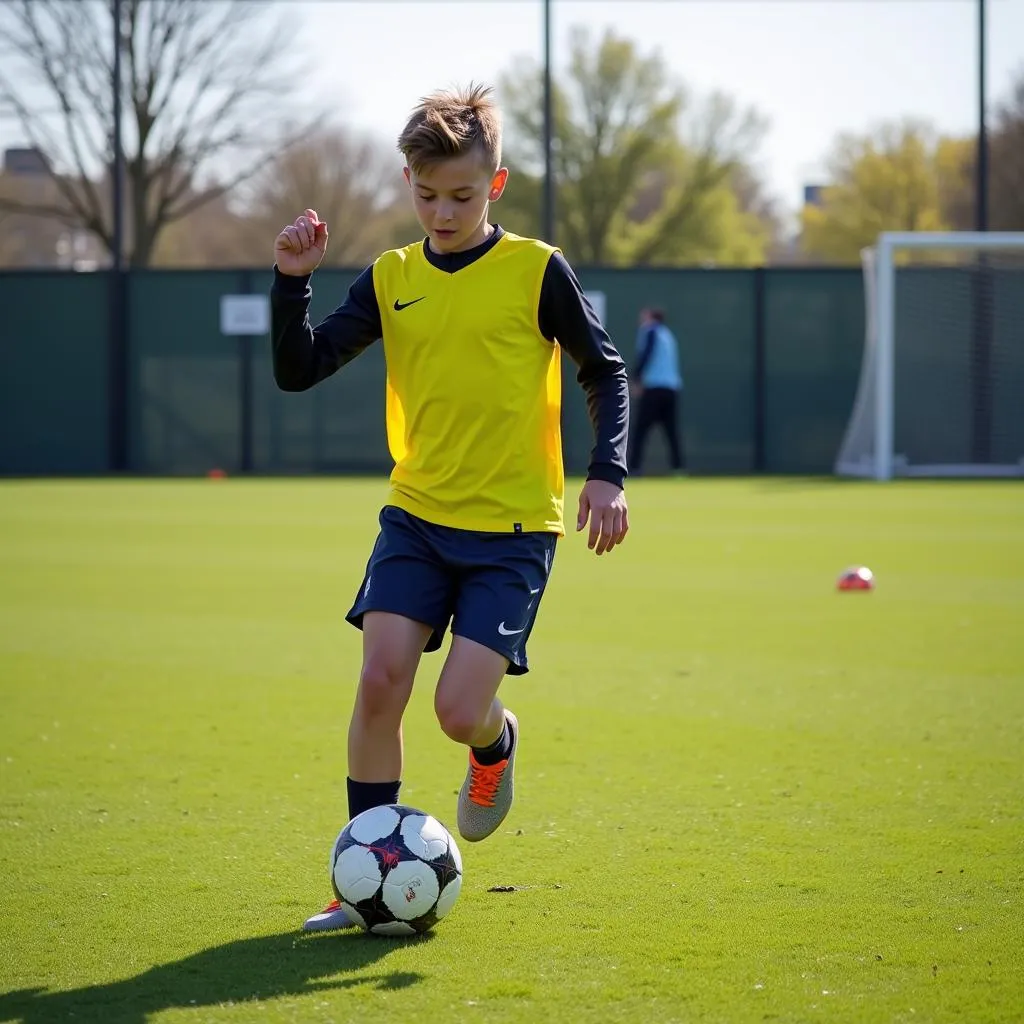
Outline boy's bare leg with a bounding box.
[348,611,433,785]
[434,636,519,842]
[434,635,509,748]
[303,610,431,934]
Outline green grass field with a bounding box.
[1,478,1022,1024]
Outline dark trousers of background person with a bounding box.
[630,386,684,473]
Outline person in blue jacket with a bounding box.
[629,307,685,475]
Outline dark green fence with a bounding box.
[0,272,111,474]
[1,266,869,477]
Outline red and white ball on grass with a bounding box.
[837,566,875,591]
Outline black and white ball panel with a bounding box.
[435,874,462,919]
[381,857,441,919]
[401,813,449,861]
[348,804,402,845]
[334,844,381,903]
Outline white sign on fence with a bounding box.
[585,291,606,325]
[220,294,269,336]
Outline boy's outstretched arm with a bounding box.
[538,252,630,555]
[270,210,382,392]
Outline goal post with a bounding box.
[836,231,1024,480]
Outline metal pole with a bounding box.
[970,0,992,464]
[112,0,125,271]
[875,234,895,481]
[239,272,254,474]
[109,0,128,471]
[976,0,988,231]
[542,0,554,243]
[751,267,766,473]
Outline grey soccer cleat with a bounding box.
[457,710,519,842]
[302,898,358,933]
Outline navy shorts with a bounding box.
[346,506,558,675]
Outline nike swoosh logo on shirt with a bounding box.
[393,297,426,311]
[497,622,526,636]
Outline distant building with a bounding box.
[803,183,826,208]
[3,147,49,176]
[0,148,106,269]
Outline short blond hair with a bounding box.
[397,83,502,174]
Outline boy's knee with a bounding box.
[434,691,481,745]
[357,658,412,719]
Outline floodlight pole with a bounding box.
[976,0,988,231]
[109,0,128,471]
[542,0,555,243]
[970,0,992,464]
[112,0,124,271]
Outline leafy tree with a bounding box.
[497,26,771,266]
[802,69,1024,263]
[800,121,951,263]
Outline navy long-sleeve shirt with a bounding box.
[271,226,629,488]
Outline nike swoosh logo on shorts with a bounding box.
[497,622,525,636]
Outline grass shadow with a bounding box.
[0,929,430,1024]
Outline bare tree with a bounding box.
[729,161,785,255]
[0,0,313,266]
[932,68,1024,233]
[986,67,1024,230]
[237,127,415,268]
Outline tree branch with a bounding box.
[0,0,313,265]
[0,0,110,243]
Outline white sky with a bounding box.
[1,0,1021,218]
[291,0,1024,212]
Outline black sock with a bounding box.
[346,777,401,822]
[472,719,512,766]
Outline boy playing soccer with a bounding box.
[270,84,630,932]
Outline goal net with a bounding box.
[835,232,1024,479]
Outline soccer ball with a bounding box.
[330,804,463,936]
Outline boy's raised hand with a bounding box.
[274,209,328,276]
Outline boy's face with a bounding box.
[404,151,508,254]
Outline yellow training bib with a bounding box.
[372,231,564,534]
